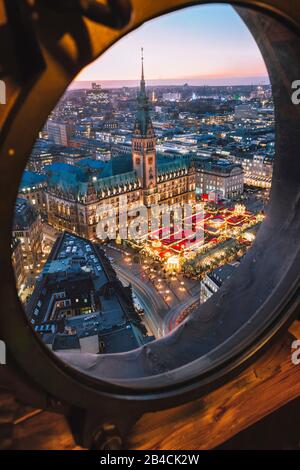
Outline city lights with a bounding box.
[12,39,273,356]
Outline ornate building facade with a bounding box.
[45,53,196,241]
[12,198,43,276]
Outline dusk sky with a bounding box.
[73,4,269,87]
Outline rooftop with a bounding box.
[27,232,149,354]
[198,158,243,175]
[19,171,47,190]
[45,158,140,198]
[13,198,39,231]
[208,263,238,287]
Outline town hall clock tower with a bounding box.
[132,49,158,207]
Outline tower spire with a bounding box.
[132,48,157,196]
[135,47,154,137]
[140,47,146,94]
[141,47,144,81]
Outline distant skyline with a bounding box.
[72,4,269,88]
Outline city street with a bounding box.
[104,243,201,338]
[162,292,201,335]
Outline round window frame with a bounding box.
[0,0,300,413]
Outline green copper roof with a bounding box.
[158,159,190,175]
[47,162,139,200]
[92,171,139,193]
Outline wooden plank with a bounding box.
[0,389,16,450]
[129,332,299,450]
[11,322,300,450]
[14,411,80,450]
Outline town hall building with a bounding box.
[45,52,196,240]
